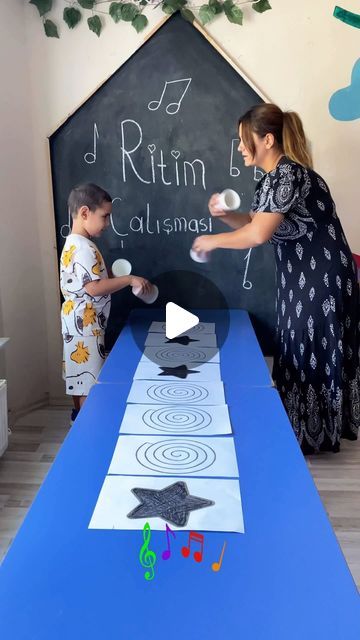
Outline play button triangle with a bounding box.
[165,303,199,340]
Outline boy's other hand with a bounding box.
[130,276,152,294]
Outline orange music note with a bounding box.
[211,541,227,572]
[162,523,176,561]
[181,531,204,563]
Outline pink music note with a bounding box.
[211,541,227,572]
[162,523,176,561]
[148,78,192,115]
[181,531,204,563]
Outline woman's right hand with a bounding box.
[208,193,227,217]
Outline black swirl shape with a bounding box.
[146,383,209,404]
[136,439,216,474]
[143,407,212,432]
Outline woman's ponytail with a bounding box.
[282,111,313,169]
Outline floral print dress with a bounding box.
[251,156,360,453]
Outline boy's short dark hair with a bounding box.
[68,183,112,218]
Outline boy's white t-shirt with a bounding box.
[60,234,110,337]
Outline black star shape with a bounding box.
[158,365,199,379]
[127,481,215,527]
[165,336,199,346]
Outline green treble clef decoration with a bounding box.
[139,522,157,581]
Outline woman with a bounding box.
[192,103,360,454]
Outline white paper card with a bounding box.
[141,346,219,365]
[119,403,232,436]
[144,333,217,348]
[127,380,225,405]
[89,475,244,533]
[133,361,222,382]
[149,321,216,335]
[108,435,239,478]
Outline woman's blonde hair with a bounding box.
[239,104,313,169]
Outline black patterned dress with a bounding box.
[251,156,360,453]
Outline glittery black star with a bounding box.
[158,365,199,379]
[127,481,215,527]
[165,336,199,345]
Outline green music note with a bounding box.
[333,6,360,29]
[139,522,157,581]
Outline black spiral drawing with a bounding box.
[146,383,209,404]
[135,439,216,474]
[142,407,212,433]
[151,347,209,363]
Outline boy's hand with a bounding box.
[130,276,152,294]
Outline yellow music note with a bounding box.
[211,541,227,572]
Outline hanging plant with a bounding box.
[28,0,271,38]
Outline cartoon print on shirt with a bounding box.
[98,299,111,331]
[66,371,96,393]
[60,235,110,337]
[92,250,105,276]
[71,341,90,364]
[83,302,97,328]
[61,244,76,268]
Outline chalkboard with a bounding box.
[50,12,276,353]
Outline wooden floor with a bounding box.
[0,405,359,590]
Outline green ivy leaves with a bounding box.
[109,2,149,31]
[88,15,102,36]
[44,18,58,38]
[252,0,272,14]
[29,0,271,37]
[162,0,187,16]
[29,0,52,17]
[109,2,123,23]
[223,0,243,25]
[78,0,95,8]
[63,7,82,29]
[198,0,271,26]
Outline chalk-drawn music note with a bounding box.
[211,541,227,572]
[139,522,157,581]
[230,138,241,177]
[84,123,99,164]
[243,248,253,290]
[148,78,192,115]
[162,523,176,561]
[181,531,204,563]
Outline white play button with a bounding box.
[165,303,199,339]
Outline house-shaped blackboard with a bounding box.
[50,12,276,352]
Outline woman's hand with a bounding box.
[192,235,218,254]
[208,193,227,217]
[130,276,152,294]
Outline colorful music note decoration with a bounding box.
[148,78,192,115]
[162,523,176,561]
[139,522,157,581]
[181,531,204,563]
[211,541,227,572]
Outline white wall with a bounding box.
[0,0,48,414]
[2,0,360,408]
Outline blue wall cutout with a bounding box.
[329,58,360,121]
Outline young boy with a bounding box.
[60,183,150,423]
